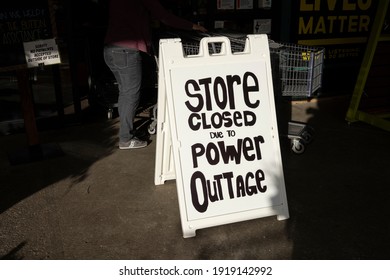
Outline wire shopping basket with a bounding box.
[269,42,324,98]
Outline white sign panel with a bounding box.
[259,0,272,9]
[157,35,288,238]
[23,38,61,68]
[217,0,235,10]
[254,19,272,34]
[237,0,253,9]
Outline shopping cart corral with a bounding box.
[172,32,324,154]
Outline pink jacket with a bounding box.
[104,0,193,53]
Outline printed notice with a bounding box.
[237,0,253,10]
[254,19,272,34]
[23,38,60,67]
[217,0,234,10]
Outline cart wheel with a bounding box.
[148,126,156,135]
[291,139,305,154]
[148,122,157,135]
[301,130,313,144]
[107,109,113,120]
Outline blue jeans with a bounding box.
[104,45,142,143]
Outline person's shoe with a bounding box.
[119,137,148,150]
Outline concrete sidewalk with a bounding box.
[0,97,389,259]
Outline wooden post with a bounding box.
[16,68,40,146]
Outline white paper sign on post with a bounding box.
[23,38,61,68]
[156,35,289,238]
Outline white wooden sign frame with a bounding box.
[155,35,289,238]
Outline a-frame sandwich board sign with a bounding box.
[155,35,289,238]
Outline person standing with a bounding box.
[104,0,207,149]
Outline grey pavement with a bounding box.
[0,96,390,259]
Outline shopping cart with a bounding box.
[269,41,324,154]
[270,41,324,98]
